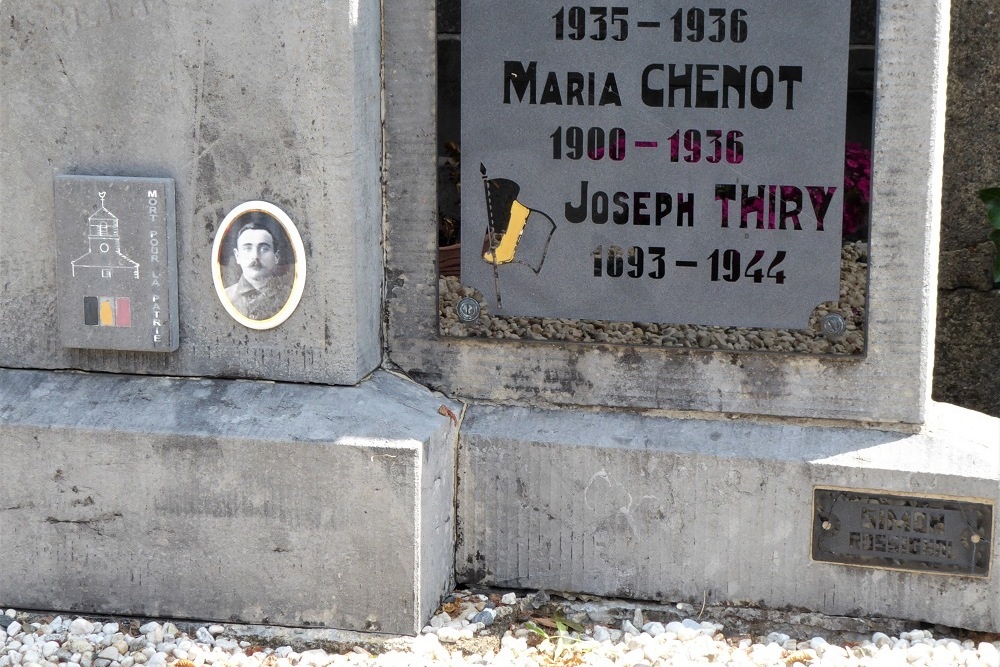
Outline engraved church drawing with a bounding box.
[71,191,140,279]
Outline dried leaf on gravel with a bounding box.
[784,650,813,664]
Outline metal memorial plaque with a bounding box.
[54,175,179,352]
[812,489,994,577]
[461,1,850,329]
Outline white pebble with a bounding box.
[101,623,119,635]
[300,649,335,667]
[69,618,94,635]
[97,647,120,661]
[642,622,664,638]
[750,643,784,666]
[207,626,225,636]
[980,642,1000,667]
[436,627,461,643]
[500,593,517,605]
[7,621,22,636]
[767,632,790,645]
[643,642,666,663]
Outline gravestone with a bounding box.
[1,0,998,638]
[0,0,381,384]
[0,0,456,635]
[385,0,1000,632]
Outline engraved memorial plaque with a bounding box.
[813,489,993,577]
[54,175,178,351]
[461,1,851,329]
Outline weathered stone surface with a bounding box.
[941,0,1000,253]
[0,369,460,634]
[456,402,1000,632]
[933,289,1000,418]
[0,0,383,385]
[937,242,997,291]
[932,0,1000,415]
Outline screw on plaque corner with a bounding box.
[456,297,482,323]
[820,313,847,341]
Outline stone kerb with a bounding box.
[384,0,950,426]
[455,402,1000,632]
[0,368,460,635]
[0,0,382,386]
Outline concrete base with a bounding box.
[0,369,460,635]
[456,402,1000,632]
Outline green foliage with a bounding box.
[524,607,587,661]
[978,187,1000,285]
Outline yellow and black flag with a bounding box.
[480,164,556,274]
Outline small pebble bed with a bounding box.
[439,242,867,355]
[3,589,999,667]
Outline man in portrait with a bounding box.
[224,215,294,320]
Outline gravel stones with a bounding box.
[1,597,999,667]
[440,241,868,355]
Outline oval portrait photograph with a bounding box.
[212,201,306,330]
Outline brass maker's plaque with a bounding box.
[812,489,993,577]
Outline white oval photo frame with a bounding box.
[212,201,306,330]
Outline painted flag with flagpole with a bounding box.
[480,163,556,274]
